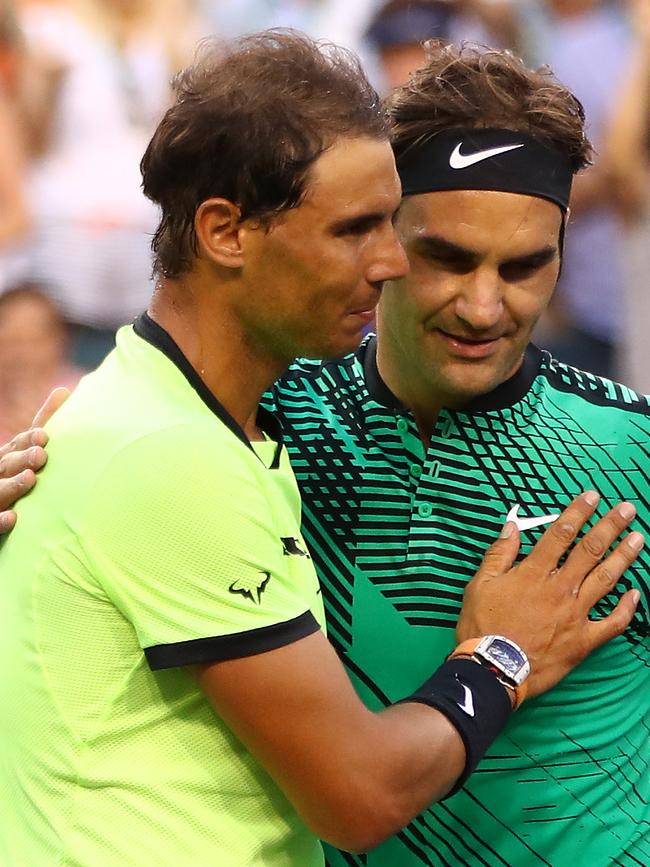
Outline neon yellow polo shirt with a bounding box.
[0,313,325,866]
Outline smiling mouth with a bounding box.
[440,330,501,342]
[437,330,504,358]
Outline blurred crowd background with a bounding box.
[1,0,649,441]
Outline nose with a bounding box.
[366,223,410,285]
[455,267,504,332]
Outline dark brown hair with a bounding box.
[386,41,592,171]
[141,30,388,278]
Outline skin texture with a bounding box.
[226,135,407,362]
[150,136,407,440]
[377,189,562,440]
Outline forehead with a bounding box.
[398,189,563,255]
[299,136,402,220]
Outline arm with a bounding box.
[0,93,29,246]
[196,494,640,852]
[571,0,650,222]
[198,631,465,852]
[600,0,650,224]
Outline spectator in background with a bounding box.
[365,0,454,90]
[608,0,650,392]
[0,284,81,443]
[0,3,30,291]
[201,0,384,79]
[364,0,506,91]
[16,0,204,370]
[478,0,641,379]
[529,0,634,379]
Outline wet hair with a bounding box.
[141,30,388,278]
[386,41,592,171]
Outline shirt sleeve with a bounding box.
[79,423,322,669]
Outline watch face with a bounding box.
[487,638,525,675]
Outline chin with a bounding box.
[301,332,365,361]
[439,362,509,403]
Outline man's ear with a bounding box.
[194,198,244,269]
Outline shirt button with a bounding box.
[410,464,422,478]
[418,503,433,518]
[440,418,453,438]
[396,418,409,434]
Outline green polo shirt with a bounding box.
[269,336,650,867]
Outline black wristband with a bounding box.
[398,658,512,797]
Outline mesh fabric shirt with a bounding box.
[267,336,650,867]
[0,314,325,867]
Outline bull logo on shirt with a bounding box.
[229,571,271,605]
[281,537,311,558]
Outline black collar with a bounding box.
[133,312,284,468]
[360,335,543,414]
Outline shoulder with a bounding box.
[269,338,370,410]
[96,421,264,496]
[536,352,650,424]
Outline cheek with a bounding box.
[406,262,457,313]
[505,269,557,326]
[377,279,413,324]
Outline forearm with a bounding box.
[198,635,509,853]
[602,46,650,221]
[0,99,30,244]
[276,699,467,852]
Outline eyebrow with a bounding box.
[331,205,401,234]
[412,234,558,266]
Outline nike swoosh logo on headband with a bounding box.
[449,142,525,170]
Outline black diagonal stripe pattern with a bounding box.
[269,342,650,866]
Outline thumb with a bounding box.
[477,521,521,579]
[31,387,70,429]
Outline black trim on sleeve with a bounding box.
[145,610,321,670]
[133,312,284,468]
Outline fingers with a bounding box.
[0,469,37,514]
[0,510,17,534]
[585,588,641,651]
[579,530,645,610]
[524,491,600,572]
[474,521,521,579]
[0,444,48,481]
[31,386,70,429]
[562,502,638,593]
[0,426,49,462]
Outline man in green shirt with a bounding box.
[265,44,649,866]
[0,35,644,867]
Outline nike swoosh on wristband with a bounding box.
[455,676,475,717]
[449,142,525,170]
[507,503,560,532]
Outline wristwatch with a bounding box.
[449,635,530,710]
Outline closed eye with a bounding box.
[333,206,400,238]
[333,215,383,237]
[499,249,557,282]
[429,254,476,274]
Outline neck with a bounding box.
[374,333,445,449]
[149,273,290,440]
